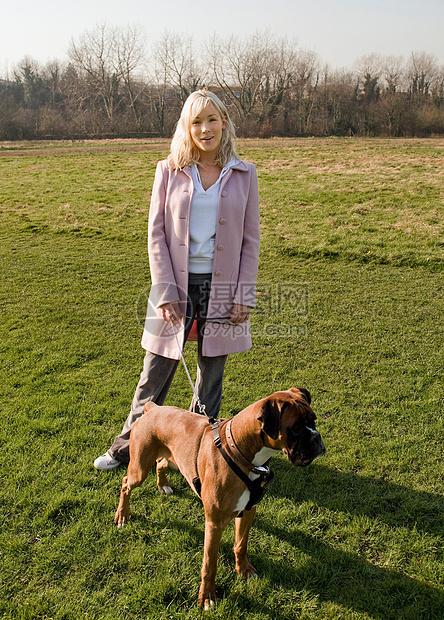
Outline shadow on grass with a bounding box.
[259,462,443,617]
[151,513,442,620]
[251,520,443,620]
[126,462,443,619]
[272,462,444,537]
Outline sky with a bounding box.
[1,0,443,75]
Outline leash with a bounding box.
[170,319,274,513]
[171,321,208,418]
[170,315,242,417]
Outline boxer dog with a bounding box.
[114,388,325,610]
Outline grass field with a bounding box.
[0,137,443,620]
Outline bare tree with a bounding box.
[207,30,293,129]
[151,33,174,135]
[58,63,94,134]
[257,37,300,124]
[354,53,383,101]
[69,23,149,130]
[154,31,207,104]
[319,67,358,135]
[430,64,444,103]
[68,24,120,122]
[113,25,147,129]
[382,55,405,93]
[2,27,444,139]
[42,60,64,106]
[289,48,321,133]
[408,51,439,97]
[206,32,267,120]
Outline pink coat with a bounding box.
[141,159,260,359]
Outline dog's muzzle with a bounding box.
[287,428,325,466]
[309,428,325,461]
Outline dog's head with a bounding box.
[257,388,325,466]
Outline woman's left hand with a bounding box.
[229,304,251,324]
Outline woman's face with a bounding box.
[190,101,227,159]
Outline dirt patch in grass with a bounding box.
[0,137,171,158]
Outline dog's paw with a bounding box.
[159,485,174,496]
[204,598,216,612]
[237,562,258,579]
[114,513,129,530]
[199,587,217,610]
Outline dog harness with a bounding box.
[191,419,274,514]
[172,322,274,514]
[211,419,274,513]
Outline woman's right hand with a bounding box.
[159,301,182,325]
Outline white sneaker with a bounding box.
[94,451,121,470]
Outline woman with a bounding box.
[94,90,260,469]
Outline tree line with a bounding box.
[1,25,443,140]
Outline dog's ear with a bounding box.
[288,387,311,405]
[297,388,311,405]
[258,398,282,440]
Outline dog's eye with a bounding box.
[307,415,317,429]
[287,426,302,441]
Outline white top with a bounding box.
[189,159,239,273]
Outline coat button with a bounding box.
[217,245,224,251]
[214,271,221,277]
[219,218,227,225]
[221,191,227,197]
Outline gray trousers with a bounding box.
[109,274,227,463]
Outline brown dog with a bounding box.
[114,388,325,609]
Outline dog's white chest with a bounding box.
[233,446,277,513]
[233,471,260,512]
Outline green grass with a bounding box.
[0,138,443,619]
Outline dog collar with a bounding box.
[225,420,269,476]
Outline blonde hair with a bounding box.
[168,90,239,170]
